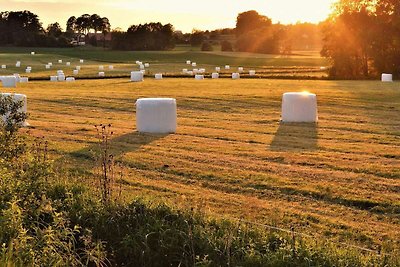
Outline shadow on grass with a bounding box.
[64,131,168,164]
[270,122,318,151]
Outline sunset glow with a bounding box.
[1,0,337,32]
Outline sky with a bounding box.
[0,0,337,33]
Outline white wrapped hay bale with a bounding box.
[238,67,244,73]
[182,68,188,74]
[186,60,191,65]
[73,70,79,75]
[131,71,144,82]
[58,74,65,81]
[232,73,240,79]
[19,77,28,83]
[187,71,194,76]
[76,66,81,70]
[381,73,393,82]
[195,74,204,80]
[48,62,53,66]
[25,68,31,73]
[136,98,177,133]
[144,63,150,68]
[155,73,163,80]
[45,64,51,69]
[66,62,71,66]
[14,74,20,82]
[1,76,17,88]
[225,65,230,70]
[281,92,318,123]
[58,59,62,63]
[66,77,75,82]
[215,67,220,72]
[249,70,256,76]
[16,61,21,67]
[211,73,219,79]
[57,70,64,75]
[109,65,114,70]
[193,68,199,74]
[31,52,35,55]
[199,68,205,73]
[50,76,58,82]
[99,65,104,70]
[139,64,145,70]
[98,72,105,77]
[1,65,6,69]
[80,59,84,63]
[1,93,29,126]
[192,62,197,67]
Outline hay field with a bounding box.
[7,78,400,252]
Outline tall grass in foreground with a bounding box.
[0,95,398,266]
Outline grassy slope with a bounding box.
[0,47,328,78]
[6,78,399,253]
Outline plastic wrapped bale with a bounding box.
[45,64,51,69]
[225,65,230,70]
[382,73,393,82]
[131,71,144,82]
[58,74,65,81]
[281,92,318,123]
[57,70,64,75]
[50,76,58,82]
[80,59,84,63]
[1,76,17,88]
[25,69,31,73]
[195,75,204,80]
[73,70,79,75]
[186,60,191,65]
[58,59,62,63]
[109,65,114,70]
[1,93,29,126]
[232,73,240,79]
[211,73,219,79]
[136,98,177,133]
[66,77,75,82]
[76,66,81,70]
[98,72,105,77]
[182,68,188,74]
[99,65,104,70]
[238,67,244,73]
[66,62,71,66]
[48,62,53,66]
[192,62,197,67]
[144,63,150,68]
[14,74,20,82]
[155,73,163,80]
[15,61,21,67]
[215,67,221,72]
[1,65,6,69]
[31,52,35,55]
[19,77,28,83]
[139,64,145,70]
[199,68,205,73]
[249,70,256,76]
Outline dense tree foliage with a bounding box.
[111,22,175,50]
[321,0,400,78]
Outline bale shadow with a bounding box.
[270,122,318,151]
[62,131,168,164]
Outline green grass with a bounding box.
[0,46,328,79]
[5,77,399,257]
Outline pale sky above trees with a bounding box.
[0,0,336,32]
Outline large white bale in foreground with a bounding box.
[281,92,318,123]
[136,98,177,133]
[211,73,219,79]
[1,93,29,126]
[131,71,144,82]
[1,76,17,88]
[382,73,393,82]
[155,73,163,80]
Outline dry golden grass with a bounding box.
[8,78,400,251]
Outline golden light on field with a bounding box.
[2,0,337,32]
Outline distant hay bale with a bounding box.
[232,73,240,79]
[50,76,58,82]
[131,71,144,82]
[99,65,104,70]
[211,73,219,79]
[249,70,256,76]
[66,62,71,66]
[381,73,393,82]
[66,77,75,82]
[98,72,105,77]
[195,74,204,80]
[19,77,28,83]
[144,63,150,68]
[192,62,197,67]
[215,67,220,72]
[238,67,244,73]
[80,59,84,63]
[76,66,81,70]
[73,70,79,75]
[109,65,114,70]
[1,65,6,69]
[186,60,191,65]
[0,76,17,88]
[225,65,230,70]
[155,73,163,80]
[58,59,62,63]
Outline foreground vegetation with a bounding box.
[1,80,399,265]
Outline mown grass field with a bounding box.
[0,46,328,78]
[5,77,399,255]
